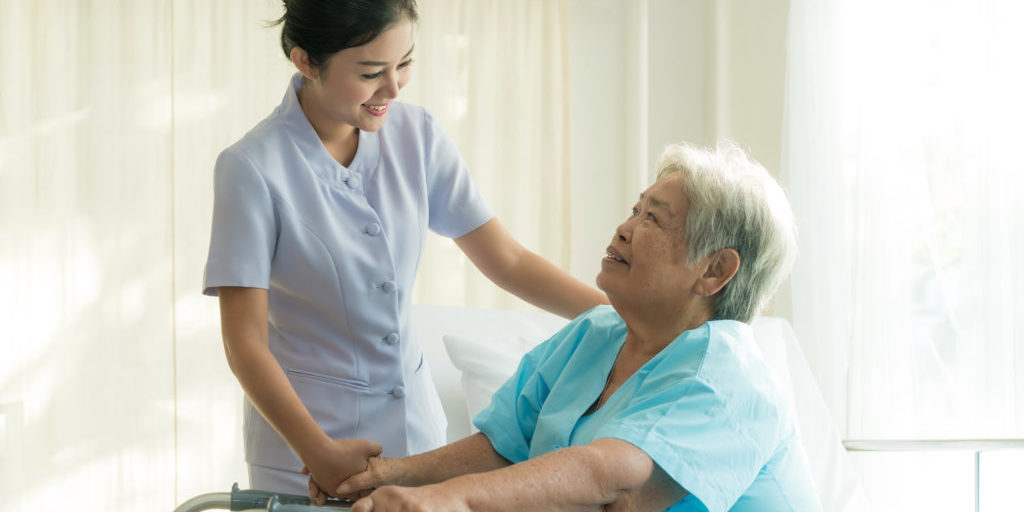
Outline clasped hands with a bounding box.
[302,438,464,512]
[300,438,382,504]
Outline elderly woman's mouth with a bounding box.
[604,247,629,266]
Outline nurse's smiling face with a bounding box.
[294,17,415,133]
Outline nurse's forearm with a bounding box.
[225,337,331,458]
[455,219,608,319]
[218,288,330,463]
[504,249,609,318]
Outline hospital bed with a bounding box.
[174,305,872,511]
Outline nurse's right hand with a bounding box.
[304,438,382,505]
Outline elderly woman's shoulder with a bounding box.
[532,305,625,358]
[696,319,790,410]
[579,303,619,321]
[565,304,625,336]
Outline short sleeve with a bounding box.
[593,375,782,512]
[473,307,621,465]
[422,110,494,238]
[202,148,277,296]
[471,340,553,464]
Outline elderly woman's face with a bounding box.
[596,174,701,308]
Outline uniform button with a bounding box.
[365,223,382,236]
[392,386,405,399]
[384,332,400,345]
[346,174,361,189]
[381,280,396,293]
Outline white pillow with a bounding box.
[442,334,541,431]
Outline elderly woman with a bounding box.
[327,141,820,511]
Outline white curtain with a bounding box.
[785,0,1024,441]
[404,0,572,310]
[0,2,178,511]
[0,1,572,511]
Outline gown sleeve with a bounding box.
[202,147,278,296]
[588,359,783,512]
[471,337,558,464]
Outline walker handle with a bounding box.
[230,482,312,510]
[266,495,353,511]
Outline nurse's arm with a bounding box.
[352,438,686,512]
[455,218,608,319]
[218,286,381,493]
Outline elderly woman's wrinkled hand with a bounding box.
[350,484,469,512]
[335,455,401,497]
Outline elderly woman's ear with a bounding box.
[694,248,740,297]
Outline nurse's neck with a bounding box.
[298,80,359,167]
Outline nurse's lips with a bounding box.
[363,103,389,117]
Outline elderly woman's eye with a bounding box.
[647,212,657,222]
[631,207,640,217]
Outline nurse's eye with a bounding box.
[361,70,384,80]
[398,59,413,69]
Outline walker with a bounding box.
[174,483,353,512]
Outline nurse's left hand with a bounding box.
[350,484,468,512]
[301,466,328,505]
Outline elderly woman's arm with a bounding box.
[340,433,513,491]
[345,437,684,512]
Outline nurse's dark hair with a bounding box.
[274,0,418,70]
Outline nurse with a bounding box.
[202,0,606,497]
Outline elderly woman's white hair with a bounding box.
[655,140,797,323]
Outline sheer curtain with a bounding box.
[785,0,1024,442]
[0,1,574,511]
[0,2,178,512]
[405,0,573,310]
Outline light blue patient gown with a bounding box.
[475,306,822,512]
[204,72,493,492]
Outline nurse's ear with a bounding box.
[289,46,320,81]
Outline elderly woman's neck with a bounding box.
[618,301,715,355]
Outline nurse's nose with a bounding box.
[381,71,401,100]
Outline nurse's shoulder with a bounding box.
[214,104,307,187]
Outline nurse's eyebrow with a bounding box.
[638,192,674,215]
[358,45,415,66]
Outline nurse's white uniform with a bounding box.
[203,73,493,492]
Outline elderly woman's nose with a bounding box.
[615,220,632,242]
